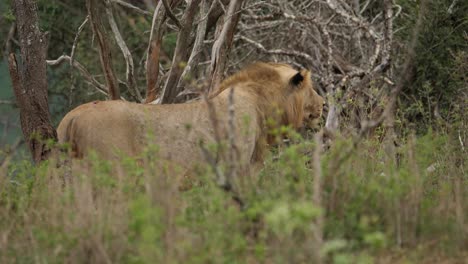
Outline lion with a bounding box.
[57,62,324,171]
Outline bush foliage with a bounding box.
[1,132,466,263]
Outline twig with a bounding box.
[319,23,334,91]
[3,22,15,57]
[0,138,24,172]
[311,131,324,264]
[458,130,465,152]
[200,92,245,208]
[105,0,142,102]
[358,0,426,136]
[145,2,167,103]
[47,55,109,97]
[70,16,89,67]
[227,88,239,191]
[325,0,381,41]
[448,0,459,14]
[239,35,314,64]
[0,100,14,105]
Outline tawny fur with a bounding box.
[57,62,324,170]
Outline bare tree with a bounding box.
[8,0,57,164]
[232,0,401,135]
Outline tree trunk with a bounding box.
[8,0,57,164]
[144,0,182,103]
[160,0,201,104]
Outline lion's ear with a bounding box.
[290,72,304,87]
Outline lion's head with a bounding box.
[216,62,325,130]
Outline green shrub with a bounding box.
[0,131,466,263]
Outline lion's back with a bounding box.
[57,101,145,159]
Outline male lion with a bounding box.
[57,62,324,170]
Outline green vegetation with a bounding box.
[1,131,466,263]
[1,0,467,262]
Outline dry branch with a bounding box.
[145,2,169,103]
[47,55,109,97]
[0,100,14,105]
[112,0,152,16]
[105,0,142,102]
[161,0,182,28]
[160,0,202,103]
[358,0,425,137]
[3,22,15,57]
[199,92,244,208]
[178,0,209,90]
[208,0,244,93]
[70,16,89,67]
[238,35,315,64]
[86,0,120,100]
[312,131,324,264]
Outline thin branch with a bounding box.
[239,35,315,64]
[325,0,381,41]
[358,0,427,137]
[227,88,239,191]
[178,0,209,91]
[161,0,182,28]
[208,0,244,93]
[3,22,15,57]
[319,23,334,91]
[7,54,21,100]
[112,0,152,16]
[70,16,89,67]
[105,0,142,102]
[0,100,14,105]
[87,0,120,100]
[199,92,245,208]
[47,55,109,97]
[381,0,393,71]
[311,131,324,264]
[448,0,459,14]
[0,138,24,172]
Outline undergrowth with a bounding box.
[0,131,466,263]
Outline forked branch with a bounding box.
[160,0,202,103]
[86,0,120,100]
[208,0,244,93]
[105,0,142,102]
